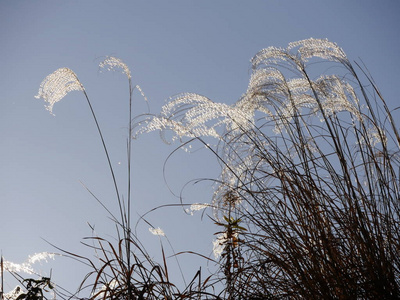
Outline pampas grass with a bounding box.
[140,38,400,299]
[10,38,398,299]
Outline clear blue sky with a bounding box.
[1,0,399,295]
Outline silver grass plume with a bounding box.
[99,56,131,79]
[35,68,84,115]
[140,38,359,140]
[136,38,384,218]
[2,252,56,275]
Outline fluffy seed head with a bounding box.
[99,56,131,79]
[149,227,165,237]
[35,68,83,115]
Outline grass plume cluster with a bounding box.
[139,38,400,299]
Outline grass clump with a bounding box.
[4,38,399,299]
[139,38,400,299]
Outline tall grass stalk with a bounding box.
[1,255,4,300]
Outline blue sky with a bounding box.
[1,0,399,295]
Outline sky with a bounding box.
[1,0,400,296]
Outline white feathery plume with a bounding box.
[35,68,84,115]
[288,38,348,63]
[149,227,165,237]
[3,252,56,275]
[99,56,131,79]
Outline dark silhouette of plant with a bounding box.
[15,278,54,300]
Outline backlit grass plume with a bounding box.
[99,56,131,79]
[2,253,55,275]
[35,68,84,115]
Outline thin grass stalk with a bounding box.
[80,87,125,231]
[126,74,133,300]
[1,255,3,300]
